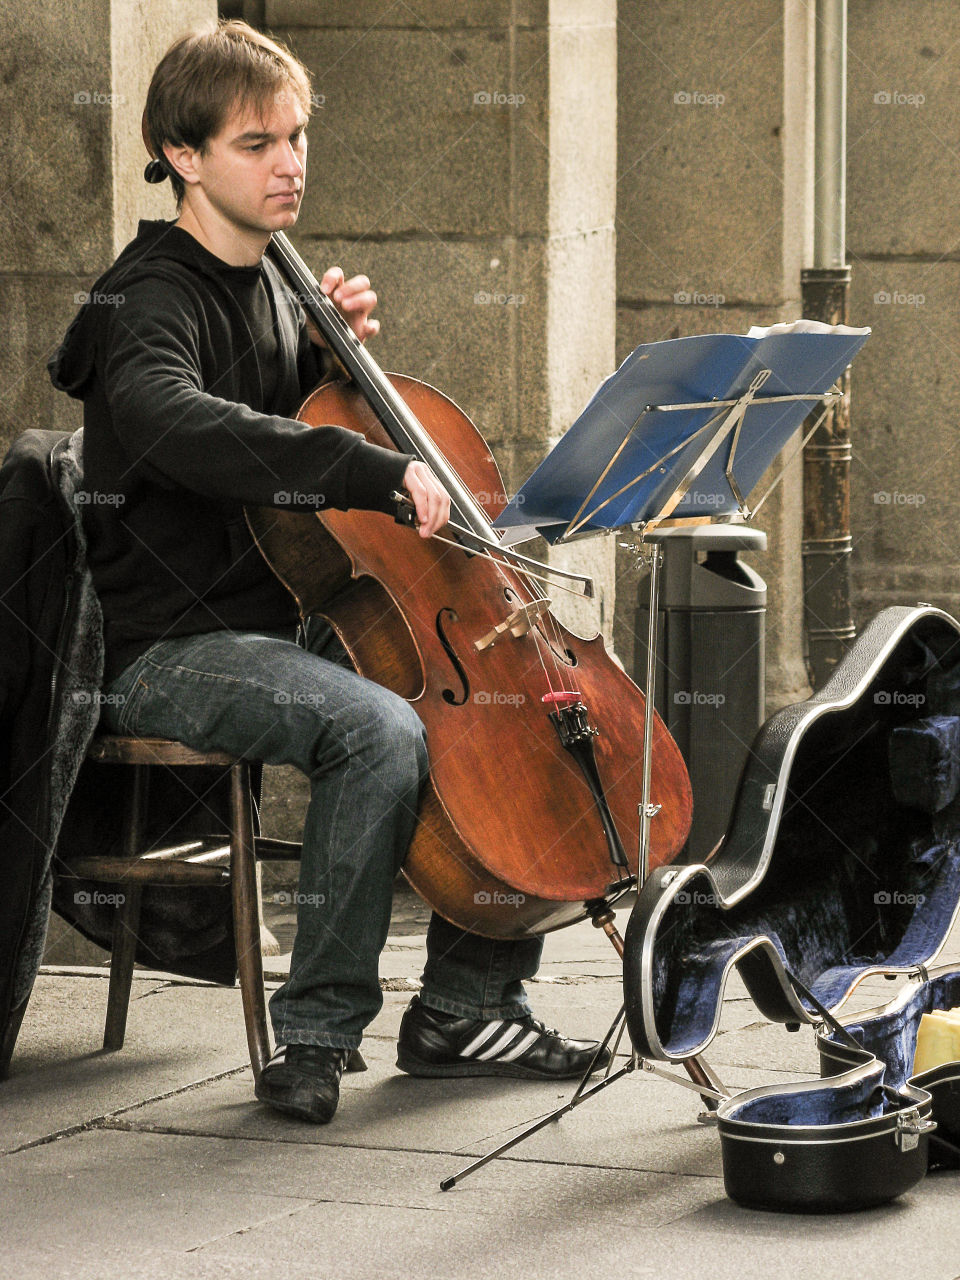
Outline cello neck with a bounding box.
[267,231,497,545]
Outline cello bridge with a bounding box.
[474,598,552,651]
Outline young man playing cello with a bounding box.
[49,19,607,1124]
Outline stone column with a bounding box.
[613,0,816,711]
[0,0,214,452]
[0,0,214,962]
[268,0,619,641]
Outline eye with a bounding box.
[246,142,266,153]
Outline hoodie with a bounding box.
[49,219,411,682]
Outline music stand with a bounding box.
[440,320,870,1190]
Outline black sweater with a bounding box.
[49,220,411,682]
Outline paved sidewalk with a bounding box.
[3,896,960,1280]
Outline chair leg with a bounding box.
[230,762,270,1080]
[103,885,144,1050]
[104,762,150,1051]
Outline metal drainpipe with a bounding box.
[802,0,854,688]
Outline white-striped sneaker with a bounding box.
[396,996,610,1079]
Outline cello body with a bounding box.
[247,371,693,939]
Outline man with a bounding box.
[49,19,607,1124]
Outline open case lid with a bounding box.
[623,604,960,1062]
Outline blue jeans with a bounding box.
[100,621,543,1050]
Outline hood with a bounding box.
[48,219,248,400]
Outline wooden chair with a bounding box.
[62,735,300,1081]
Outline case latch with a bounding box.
[895,1107,936,1152]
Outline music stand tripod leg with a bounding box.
[440,1005,633,1191]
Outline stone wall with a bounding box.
[614,0,816,710]
[846,0,960,622]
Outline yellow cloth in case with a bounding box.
[913,1007,960,1075]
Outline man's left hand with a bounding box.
[309,267,379,344]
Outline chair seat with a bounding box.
[88,734,240,768]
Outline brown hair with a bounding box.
[144,19,312,206]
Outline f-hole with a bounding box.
[436,608,470,705]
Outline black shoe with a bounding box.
[254,1044,350,1123]
[396,996,611,1080]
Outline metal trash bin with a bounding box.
[635,525,767,863]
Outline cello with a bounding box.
[246,231,693,940]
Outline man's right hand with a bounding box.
[402,461,450,538]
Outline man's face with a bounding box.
[179,93,309,236]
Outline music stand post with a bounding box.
[442,330,869,1191]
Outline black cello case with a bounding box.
[622,604,960,1212]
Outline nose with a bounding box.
[276,139,303,178]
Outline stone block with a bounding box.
[0,275,85,447]
[849,261,960,621]
[281,27,546,239]
[847,0,960,257]
[268,2,547,29]
[617,0,791,306]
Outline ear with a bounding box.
[162,140,202,188]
